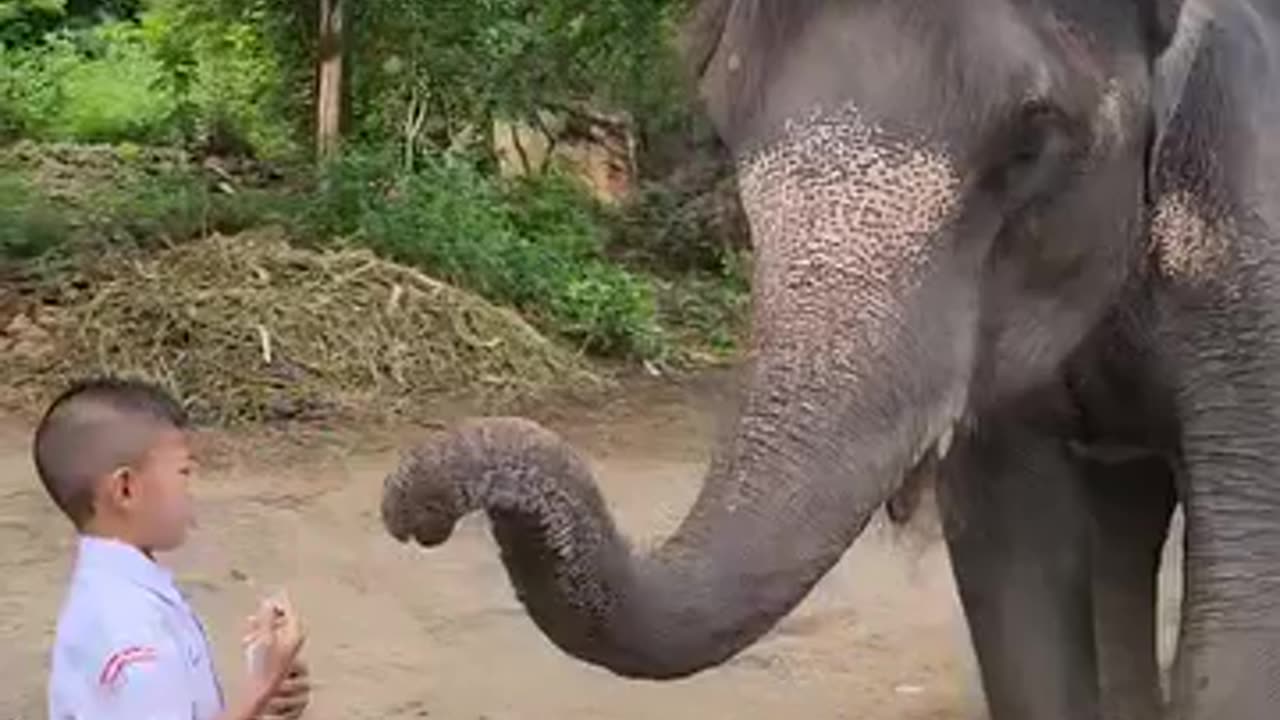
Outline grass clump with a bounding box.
[0,141,300,261]
[0,174,72,260]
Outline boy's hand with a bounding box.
[220,595,309,720]
[245,594,307,696]
[259,660,311,720]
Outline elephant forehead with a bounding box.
[736,103,961,293]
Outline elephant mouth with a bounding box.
[885,422,956,525]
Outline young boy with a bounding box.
[35,376,311,720]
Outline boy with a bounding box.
[35,376,311,720]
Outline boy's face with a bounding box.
[122,427,196,552]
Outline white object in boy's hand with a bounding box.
[243,590,291,679]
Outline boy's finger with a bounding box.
[263,692,309,716]
[277,610,305,652]
[260,709,306,720]
[276,673,311,696]
[266,690,309,707]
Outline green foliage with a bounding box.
[140,0,300,157]
[0,174,72,260]
[92,172,296,244]
[651,272,748,364]
[308,150,662,358]
[350,0,693,156]
[0,2,299,154]
[612,178,748,277]
[0,0,66,20]
[0,143,301,263]
[0,0,65,45]
[55,24,177,142]
[0,22,175,142]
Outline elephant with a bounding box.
[380,0,1280,718]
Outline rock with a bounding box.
[492,105,637,206]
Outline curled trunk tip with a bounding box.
[381,416,575,546]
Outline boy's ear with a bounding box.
[102,466,136,510]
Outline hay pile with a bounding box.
[2,229,602,424]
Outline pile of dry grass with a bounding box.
[2,229,603,424]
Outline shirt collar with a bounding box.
[75,535,183,604]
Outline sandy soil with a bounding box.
[0,370,1181,720]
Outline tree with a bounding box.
[314,0,340,158]
[346,0,689,159]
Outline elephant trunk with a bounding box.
[380,284,970,679]
[381,372,955,679]
[381,111,975,678]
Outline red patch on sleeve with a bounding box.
[98,645,159,689]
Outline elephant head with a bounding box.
[382,0,1183,679]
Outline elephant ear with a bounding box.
[1147,0,1210,188]
[1139,0,1188,53]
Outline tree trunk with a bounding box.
[315,0,343,159]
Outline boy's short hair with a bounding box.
[33,376,189,528]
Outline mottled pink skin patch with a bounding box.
[730,102,968,519]
[736,102,961,366]
[1151,191,1234,287]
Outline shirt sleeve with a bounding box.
[81,633,195,720]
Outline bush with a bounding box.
[0,142,301,260]
[307,150,662,358]
[0,24,179,143]
[51,23,178,143]
[140,1,300,158]
[608,155,750,279]
[0,8,299,156]
[0,175,72,260]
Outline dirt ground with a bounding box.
[0,369,1183,720]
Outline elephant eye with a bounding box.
[1010,101,1065,162]
[982,99,1074,205]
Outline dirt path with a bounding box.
[0,371,1179,720]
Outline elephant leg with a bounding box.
[1083,454,1177,720]
[939,419,1100,720]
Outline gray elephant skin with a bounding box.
[380,1,1280,718]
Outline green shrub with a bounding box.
[0,175,72,260]
[0,24,179,143]
[0,143,300,260]
[140,1,300,158]
[609,171,750,279]
[51,23,178,143]
[652,272,748,363]
[309,150,662,358]
[549,267,660,357]
[0,9,298,156]
[0,38,64,139]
